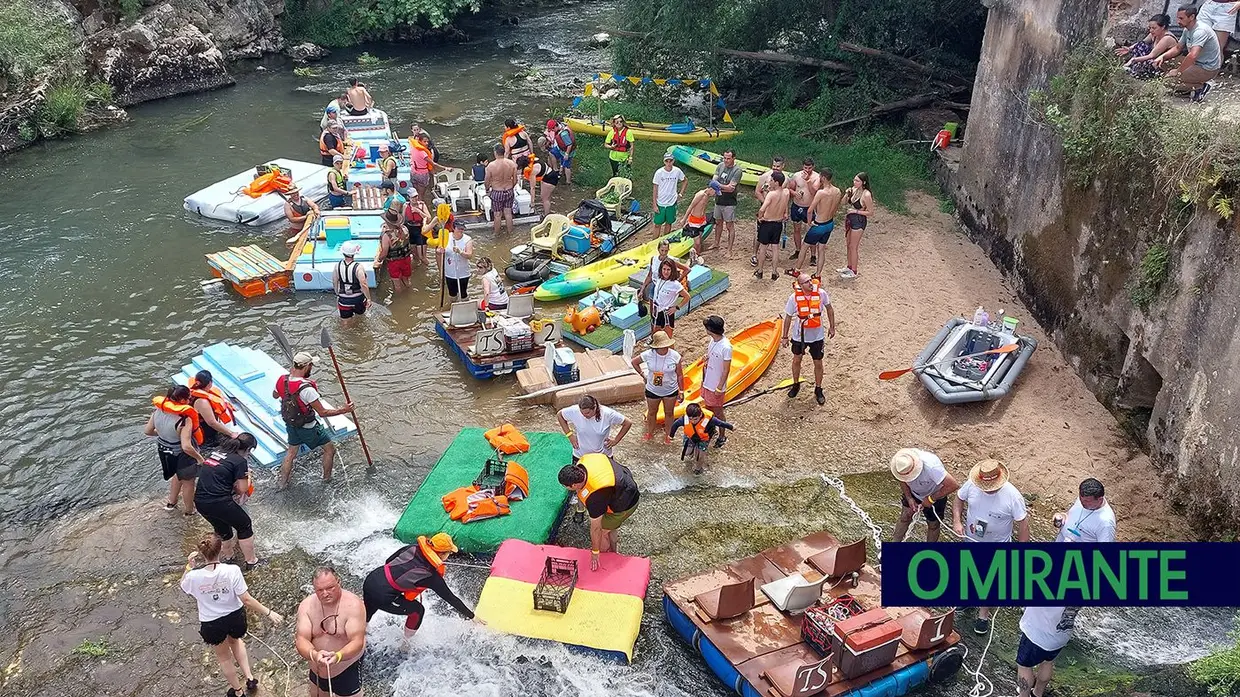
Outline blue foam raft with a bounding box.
[172,343,357,468]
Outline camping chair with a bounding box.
[806,538,866,586]
[760,573,828,615]
[443,179,477,213]
[693,576,755,621]
[506,293,535,320]
[595,177,633,217]
[435,167,467,193]
[530,214,571,255]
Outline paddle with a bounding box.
[320,327,375,471]
[878,343,1021,381]
[725,377,798,407]
[268,324,296,363]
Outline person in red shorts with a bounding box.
[699,315,732,424]
[376,210,414,291]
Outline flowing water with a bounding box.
[0,5,1232,696]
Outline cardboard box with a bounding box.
[515,348,644,408]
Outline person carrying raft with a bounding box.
[502,118,532,161]
[667,403,735,475]
[558,453,640,571]
[361,532,479,638]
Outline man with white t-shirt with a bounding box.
[953,458,1029,636]
[889,448,960,543]
[652,154,687,235]
[700,315,733,425]
[1054,478,1117,543]
[556,394,633,464]
[780,273,836,405]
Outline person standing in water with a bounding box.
[145,385,206,514]
[284,186,320,227]
[440,222,474,302]
[839,172,873,279]
[502,118,532,161]
[558,453,640,570]
[332,242,371,322]
[402,196,431,269]
[557,394,633,464]
[755,171,790,281]
[375,210,414,292]
[296,566,367,697]
[327,155,355,209]
[545,118,576,184]
[804,169,843,278]
[196,433,264,569]
[485,144,519,235]
[362,532,478,638]
[377,142,398,182]
[518,154,558,215]
[667,402,735,474]
[274,352,354,488]
[181,533,283,697]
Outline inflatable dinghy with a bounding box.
[185,159,330,226]
[915,317,1037,404]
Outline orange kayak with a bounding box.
[657,317,782,423]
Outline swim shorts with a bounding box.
[309,656,363,697]
[328,193,351,209]
[337,294,368,319]
[757,220,782,246]
[805,220,834,245]
[790,203,809,223]
[712,204,736,222]
[288,422,333,450]
[791,338,825,360]
[684,225,705,239]
[601,504,637,530]
[386,254,413,280]
[411,172,431,190]
[543,170,561,186]
[200,607,247,646]
[701,388,726,409]
[1016,632,1063,668]
[901,495,948,524]
[489,187,515,210]
[550,146,573,169]
[654,204,677,226]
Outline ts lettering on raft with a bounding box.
[875,543,1240,607]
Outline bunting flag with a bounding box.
[576,74,734,126]
[722,110,734,124]
[572,96,583,109]
[584,83,594,97]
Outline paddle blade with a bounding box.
[991,343,1021,355]
[770,377,798,390]
[268,325,295,362]
[878,367,913,381]
[320,327,333,349]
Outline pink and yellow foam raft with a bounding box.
[475,539,651,662]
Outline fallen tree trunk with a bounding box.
[799,93,937,135]
[608,30,856,73]
[838,41,969,85]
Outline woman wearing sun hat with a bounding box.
[632,331,684,444]
[953,458,1030,636]
[889,448,959,543]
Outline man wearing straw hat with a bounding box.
[952,459,1029,636]
[889,448,959,543]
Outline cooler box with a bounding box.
[324,217,352,245]
[553,348,579,385]
[608,302,642,329]
[686,264,712,291]
[611,284,637,306]
[562,226,592,255]
[577,290,615,312]
[830,609,902,680]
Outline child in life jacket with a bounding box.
[667,402,735,474]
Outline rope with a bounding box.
[244,630,293,697]
[818,474,884,563]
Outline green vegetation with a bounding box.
[283,0,479,47]
[73,639,109,658]
[293,66,324,78]
[357,51,386,67]
[36,79,114,138]
[0,0,76,86]
[1189,619,1240,697]
[1130,243,1170,311]
[119,0,143,20]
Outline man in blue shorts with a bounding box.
[787,158,820,262]
[545,119,576,184]
[805,168,843,278]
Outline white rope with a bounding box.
[244,630,293,697]
[818,474,884,562]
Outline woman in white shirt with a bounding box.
[440,222,474,301]
[557,394,633,463]
[476,257,510,311]
[181,533,283,697]
[631,331,684,444]
[647,258,692,339]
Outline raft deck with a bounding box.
[663,530,961,697]
[433,314,547,379]
[561,269,730,352]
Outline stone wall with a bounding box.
[939,0,1240,535]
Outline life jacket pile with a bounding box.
[441,461,530,524]
[484,423,530,455]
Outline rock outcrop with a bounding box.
[288,41,330,63]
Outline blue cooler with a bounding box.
[562,226,592,255]
[552,347,579,384]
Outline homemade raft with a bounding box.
[434,299,560,379]
[915,317,1037,404]
[392,428,572,553]
[663,531,963,697]
[185,159,329,226]
[475,539,651,662]
[172,342,357,468]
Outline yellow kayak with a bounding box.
[657,318,782,423]
[565,117,741,143]
[665,145,765,187]
[534,228,705,301]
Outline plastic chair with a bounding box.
[806,538,866,582]
[435,167,467,188]
[595,177,633,217]
[530,214,571,255]
[443,179,477,213]
[760,573,828,615]
[694,576,755,621]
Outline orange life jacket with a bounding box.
[242,171,293,198]
[683,408,714,440]
[522,155,543,182]
[502,124,526,142]
[794,280,823,329]
[504,461,530,501]
[441,486,512,523]
[484,424,530,455]
[408,138,435,170]
[152,396,204,445]
[319,130,332,157]
[190,384,236,425]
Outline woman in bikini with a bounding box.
[839,172,873,279]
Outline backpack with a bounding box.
[574,199,611,235]
[276,375,316,428]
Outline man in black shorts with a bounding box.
[755,171,789,280]
[1016,606,1081,697]
[558,453,640,571]
[889,448,959,543]
[780,273,836,405]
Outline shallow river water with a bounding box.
[0,5,1232,696]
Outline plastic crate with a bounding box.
[532,556,578,613]
[473,458,508,494]
[507,333,534,353]
[801,594,864,656]
[553,365,580,385]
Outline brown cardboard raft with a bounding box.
[516,349,645,409]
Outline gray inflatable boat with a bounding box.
[915,317,1037,404]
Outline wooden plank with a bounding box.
[222,248,265,279]
[233,245,284,275]
[209,252,249,284]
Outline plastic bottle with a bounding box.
[972,306,986,325]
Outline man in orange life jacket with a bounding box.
[274,352,354,488]
[780,272,836,406]
[188,370,241,447]
[361,533,478,638]
[558,453,640,570]
[145,385,206,514]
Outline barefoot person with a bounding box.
[181,533,283,697]
[700,315,732,422]
[558,453,640,570]
[145,385,206,515]
[751,156,787,266]
[477,257,510,311]
[327,154,355,209]
[632,331,684,443]
[402,196,431,268]
[196,434,264,569]
[296,566,367,697]
[362,533,478,638]
[788,158,820,263]
[667,402,735,474]
[805,169,843,278]
[839,172,873,279]
[953,459,1029,635]
[345,78,373,116]
[755,171,789,281]
[652,153,687,236]
[484,144,519,235]
[712,149,743,258]
[674,186,713,253]
[780,273,836,406]
[274,352,354,488]
[889,448,960,543]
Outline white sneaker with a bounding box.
[839,269,857,279]
[836,267,849,274]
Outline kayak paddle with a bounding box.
[321,327,375,471]
[268,324,296,363]
[879,344,1020,381]
[725,377,798,407]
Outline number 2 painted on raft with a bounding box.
[793,657,832,696]
[538,321,561,345]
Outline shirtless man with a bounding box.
[296,567,367,697]
[788,158,821,262]
[805,168,843,278]
[345,79,372,116]
[484,144,520,235]
[674,186,714,254]
[751,156,787,267]
[755,171,790,280]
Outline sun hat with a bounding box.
[650,331,675,349]
[292,351,319,367]
[969,459,1009,492]
[341,241,361,257]
[287,186,301,195]
[889,448,924,482]
[332,154,344,164]
[427,532,458,554]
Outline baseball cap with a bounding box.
[292,351,319,367]
[332,154,344,164]
[546,119,558,129]
[426,532,458,553]
[341,241,361,257]
[325,104,338,113]
[663,153,674,161]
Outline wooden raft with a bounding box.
[203,212,316,298]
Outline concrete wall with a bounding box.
[941,0,1240,535]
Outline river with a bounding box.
[0,4,1232,697]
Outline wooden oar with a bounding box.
[878,344,1020,381]
[321,328,375,471]
[725,377,798,407]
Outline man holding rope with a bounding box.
[296,566,367,697]
[888,447,960,543]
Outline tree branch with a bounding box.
[799,93,937,136]
[608,30,857,73]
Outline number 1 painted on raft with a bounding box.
[929,614,947,643]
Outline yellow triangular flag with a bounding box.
[584,83,594,97]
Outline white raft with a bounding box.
[184,159,330,226]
